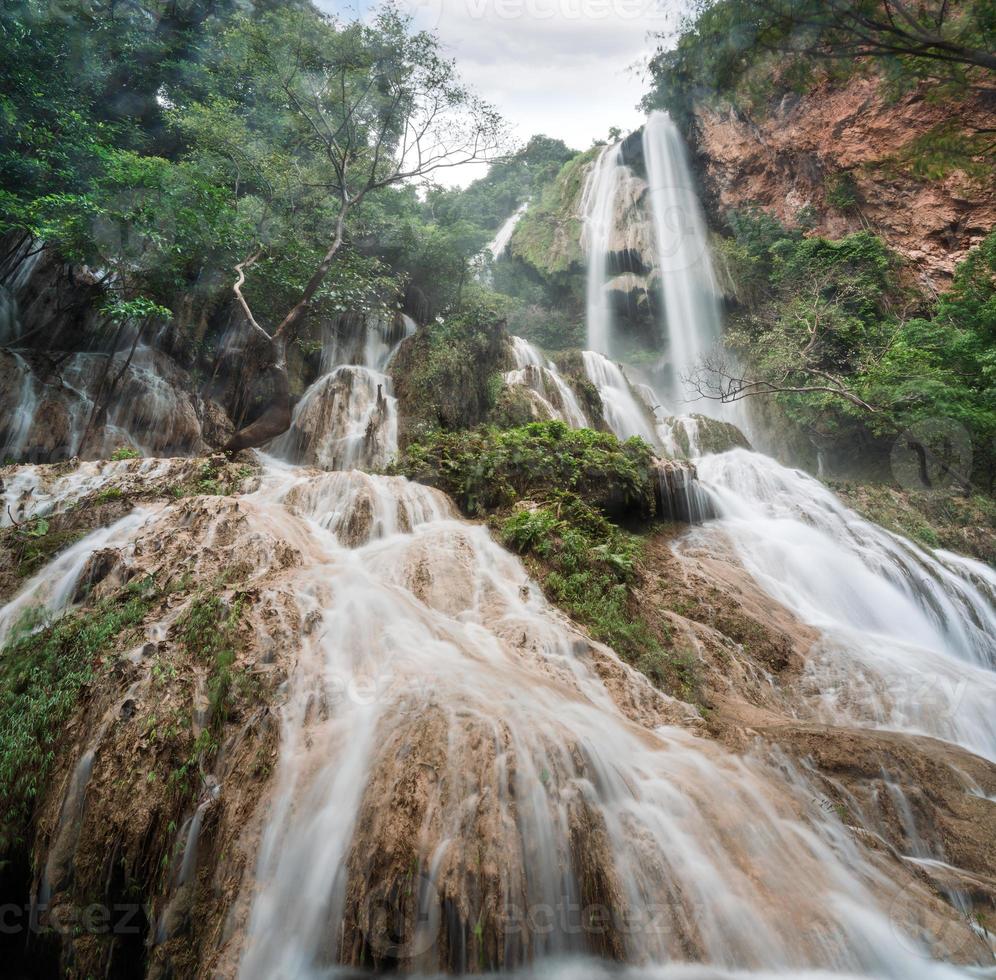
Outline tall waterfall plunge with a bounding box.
[580,113,723,399]
[642,110,725,401]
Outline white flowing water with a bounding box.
[487,202,529,259]
[268,314,416,471]
[1,455,177,527]
[0,118,993,980]
[582,143,623,355]
[0,507,156,645]
[691,450,996,762]
[573,115,996,974]
[505,336,589,428]
[228,460,991,978]
[642,111,725,407]
[1,345,206,462]
[0,454,990,976]
[581,350,658,444]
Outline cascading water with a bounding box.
[487,202,529,260]
[642,111,725,406]
[580,350,657,444]
[2,453,988,976]
[578,120,744,454]
[690,450,996,762]
[504,336,589,428]
[0,116,992,980]
[573,114,996,971]
[268,314,416,471]
[581,143,623,356]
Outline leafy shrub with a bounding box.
[398,420,657,517]
[391,302,512,432]
[500,493,657,664]
[0,579,157,851]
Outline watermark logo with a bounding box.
[890,417,973,494]
[405,0,673,32]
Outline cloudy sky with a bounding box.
[318,0,684,184]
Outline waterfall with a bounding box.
[504,336,589,428]
[691,450,996,762]
[577,113,747,449]
[581,143,623,355]
[642,110,724,404]
[221,460,991,977]
[268,314,416,471]
[0,345,208,462]
[581,350,657,444]
[2,116,994,980]
[486,202,529,259]
[1,458,993,974]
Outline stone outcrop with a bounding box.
[692,74,996,289]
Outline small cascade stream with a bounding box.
[582,143,624,356]
[486,202,529,260]
[268,314,416,470]
[505,336,589,427]
[690,450,996,762]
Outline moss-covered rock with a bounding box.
[552,350,606,429]
[390,304,513,440]
[659,413,751,458]
[830,483,996,564]
[509,147,599,280]
[396,420,657,520]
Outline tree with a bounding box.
[687,227,996,492]
[749,0,996,73]
[175,4,507,450]
[643,0,995,126]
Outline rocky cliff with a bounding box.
[691,74,996,290]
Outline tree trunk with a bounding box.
[224,336,291,452]
[223,211,347,452]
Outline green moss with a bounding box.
[391,302,512,435]
[167,458,258,498]
[110,446,141,461]
[0,577,158,851]
[177,592,248,731]
[510,147,599,279]
[875,121,994,186]
[831,483,996,564]
[501,493,656,656]
[825,171,860,212]
[500,494,705,703]
[3,516,86,582]
[397,420,657,518]
[94,486,124,503]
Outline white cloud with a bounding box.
[318,0,684,185]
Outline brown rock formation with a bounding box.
[693,75,996,289]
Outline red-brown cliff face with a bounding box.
[692,74,996,290]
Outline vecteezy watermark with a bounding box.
[890,417,973,494]
[407,0,674,31]
[0,901,143,936]
[360,875,706,962]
